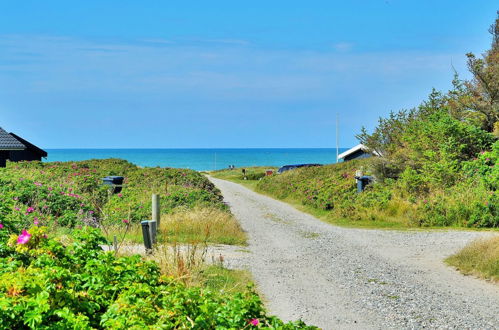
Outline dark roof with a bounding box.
[9,133,48,157]
[0,127,25,150]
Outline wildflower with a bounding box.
[34,182,42,187]
[26,207,35,213]
[89,211,94,214]
[0,223,3,229]
[122,219,129,224]
[249,319,259,326]
[48,187,53,191]
[34,218,39,225]
[118,193,123,198]
[17,230,31,244]
[14,207,20,211]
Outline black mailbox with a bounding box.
[356,175,373,193]
[102,176,124,193]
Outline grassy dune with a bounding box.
[446,236,499,282]
[212,162,499,230]
[159,207,247,245]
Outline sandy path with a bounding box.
[208,176,499,329]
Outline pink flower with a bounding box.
[122,219,129,224]
[249,319,259,326]
[14,207,20,211]
[89,210,94,214]
[0,223,4,229]
[17,230,31,244]
[118,193,123,198]
[26,207,35,213]
[48,187,53,191]
[34,182,42,187]
[34,217,39,225]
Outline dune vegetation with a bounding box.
[0,159,314,328]
[446,236,499,281]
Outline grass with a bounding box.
[446,236,499,282]
[196,265,253,294]
[209,166,277,190]
[138,240,252,291]
[213,166,499,232]
[159,207,247,245]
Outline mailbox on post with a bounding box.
[102,176,124,194]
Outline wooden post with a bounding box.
[113,235,118,255]
[152,194,160,228]
[141,221,153,253]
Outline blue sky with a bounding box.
[0,1,497,148]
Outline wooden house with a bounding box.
[338,144,376,162]
[0,127,47,167]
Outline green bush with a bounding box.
[0,159,226,230]
[0,226,314,329]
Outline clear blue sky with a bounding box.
[0,1,497,148]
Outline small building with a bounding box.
[338,144,375,162]
[0,127,47,167]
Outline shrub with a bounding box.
[0,159,227,230]
[0,227,313,329]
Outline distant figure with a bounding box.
[242,168,246,175]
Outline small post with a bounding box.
[152,194,160,228]
[149,220,157,245]
[113,235,118,254]
[141,220,153,253]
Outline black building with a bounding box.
[0,127,47,167]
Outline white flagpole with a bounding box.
[336,113,339,163]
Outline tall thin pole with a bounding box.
[336,113,339,163]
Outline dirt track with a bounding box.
[208,176,499,329]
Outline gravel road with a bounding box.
[208,176,499,330]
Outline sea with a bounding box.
[44,148,348,171]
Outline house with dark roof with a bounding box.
[338,144,379,162]
[0,127,47,167]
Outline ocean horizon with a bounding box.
[44,148,348,171]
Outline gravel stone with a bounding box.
[208,176,499,330]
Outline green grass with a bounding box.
[209,166,277,190]
[212,166,499,232]
[196,265,253,294]
[158,207,247,245]
[446,236,499,282]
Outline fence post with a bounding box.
[113,235,118,255]
[152,194,160,228]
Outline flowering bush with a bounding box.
[0,159,227,231]
[0,227,314,329]
[256,157,499,228]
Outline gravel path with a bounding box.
[208,176,499,330]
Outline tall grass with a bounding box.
[159,207,247,245]
[446,236,499,281]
